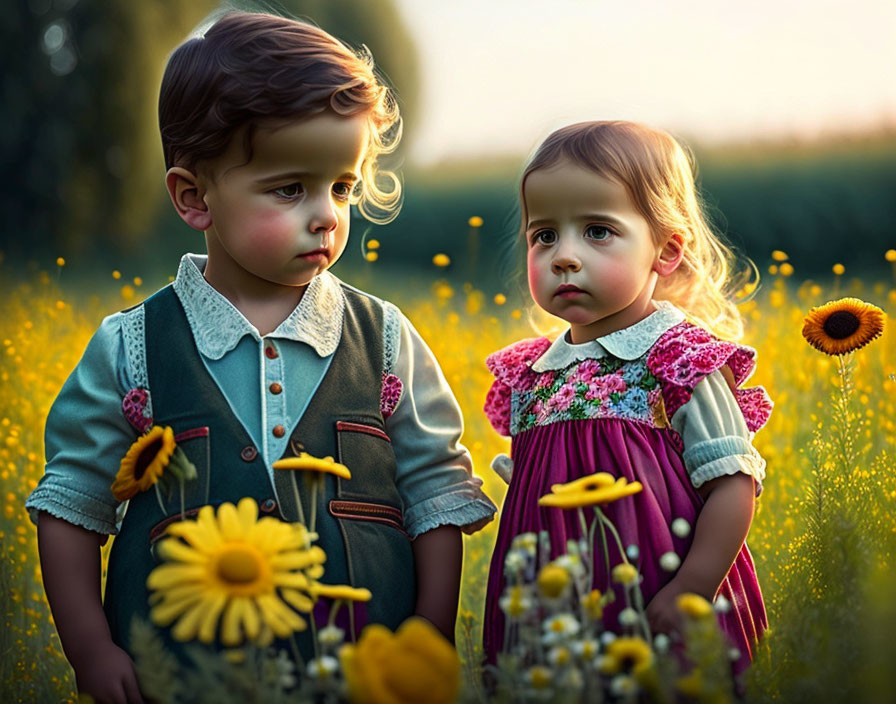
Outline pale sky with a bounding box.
[394,0,896,166]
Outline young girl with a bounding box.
[25,12,495,702]
[483,121,772,680]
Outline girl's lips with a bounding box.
[555,284,585,297]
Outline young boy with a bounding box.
[26,12,495,702]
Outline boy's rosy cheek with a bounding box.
[248,212,294,246]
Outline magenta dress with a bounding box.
[482,320,773,678]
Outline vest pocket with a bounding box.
[334,420,401,504]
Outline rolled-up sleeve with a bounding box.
[670,370,767,496]
[24,313,137,535]
[386,310,497,539]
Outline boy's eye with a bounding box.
[333,182,353,200]
[585,225,612,241]
[273,183,303,199]
[532,230,557,246]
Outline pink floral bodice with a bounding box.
[484,321,772,438]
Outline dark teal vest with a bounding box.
[103,284,416,662]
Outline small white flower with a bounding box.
[618,607,640,627]
[553,554,586,579]
[714,594,732,613]
[566,539,580,555]
[557,667,584,691]
[610,674,636,696]
[572,637,600,662]
[306,655,339,681]
[318,625,345,648]
[525,665,553,690]
[659,551,681,572]
[671,517,691,537]
[504,549,527,573]
[625,544,640,561]
[499,585,534,618]
[653,633,671,653]
[728,647,741,661]
[547,645,572,667]
[268,650,297,689]
[511,532,538,553]
[600,631,617,647]
[542,613,580,644]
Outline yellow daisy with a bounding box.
[801,297,885,356]
[536,564,570,598]
[340,618,460,704]
[112,426,176,501]
[272,453,351,479]
[549,472,615,494]
[312,584,372,602]
[147,497,326,646]
[539,476,643,509]
[676,592,715,619]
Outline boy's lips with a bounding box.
[297,248,330,263]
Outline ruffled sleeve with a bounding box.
[483,337,551,436]
[646,322,773,433]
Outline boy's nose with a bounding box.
[309,198,338,234]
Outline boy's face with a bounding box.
[198,112,368,290]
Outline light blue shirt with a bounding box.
[25,254,497,538]
[530,300,767,492]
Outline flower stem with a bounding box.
[289,471,307,527]
[178,477,185,521]
[153,482,167,517]
[309,477,319,534]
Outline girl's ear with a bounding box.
[166,167,212,232]
[654,233,685,277]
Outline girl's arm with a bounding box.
[38,513,145,703]
[411,524,462,644]
[646,472,755,634]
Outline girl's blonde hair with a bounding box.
[521,121,757,341]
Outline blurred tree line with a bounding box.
[3,1,895,285]
[1,0,418,264]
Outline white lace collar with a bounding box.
[172,253,344,360]
[531,300,686,372]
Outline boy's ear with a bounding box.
[653,233,685,277]
[165,167,212,232]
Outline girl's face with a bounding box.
[524,158,662,343]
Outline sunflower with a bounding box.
[112,426,176,501]
[538,476,643,510]
[147,497,327,646]
[802,297,885,356]
[598,636,653,675]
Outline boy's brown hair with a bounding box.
[159,11,402,223]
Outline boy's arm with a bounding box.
[411,524,462,644]
[38,512,144,703]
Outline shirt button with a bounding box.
[265,345,278,359]
[272,425,286,438]
[240,446,258,462]
[269,382,283,395]
[260,499,277,513]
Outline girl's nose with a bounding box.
[309,197,338,234]
[551,243,582,274]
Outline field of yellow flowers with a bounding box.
[2,255,896,703]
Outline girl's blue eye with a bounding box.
[585,225,612,240]
[274,183,303,199]
[533,230,557,245]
